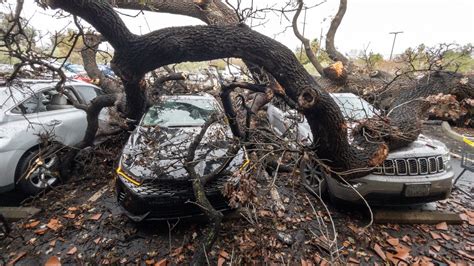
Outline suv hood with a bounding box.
[121,124,241,181]
[387,134,449,159]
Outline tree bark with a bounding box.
[81,33,119,94]
[111,0,239,26]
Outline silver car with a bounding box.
[267,93,453,205]
[0,80,106,195]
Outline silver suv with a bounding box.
[267,93,453,205]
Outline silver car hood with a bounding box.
[386,134,448,159]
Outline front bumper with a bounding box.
[116,175,231,221]
[327,169,454,205]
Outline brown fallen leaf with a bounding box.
[442,257,456,266]
[25,220,40,229]
[440,233,452,241]
[63,213,76,219]
[401,235,411,244]
[429,232,441,240]
[217,256,226,266]
[431,245,441,252]
[171,247,183,257]
[145,259,155,265]
[67,246,77,255]
[348,224,362,235]
[34,228,48,235]
[49,240,57,247]
[348,257,360,263]
[154,258,167,266]
[457,250,474,260]
[45,256,61,266]
[460,213,469,221]
[394,244,411,260]
[387,238,399,247]
[7,251,26,266]
[67,207,78,212]
[47,219,62,231]
[89,213,102,221]
[219,250,230,260]
[258,210,273,217]
[93,237,101,244]
[435,222,448,231]
[372,243,386,260]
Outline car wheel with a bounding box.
[16,149,60,195]
[299,155,329,198]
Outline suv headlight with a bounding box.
[442,152,451,164]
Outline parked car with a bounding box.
[116,94,242,221]
[0,64,14,75]
[267,93,454,205]
[97,64,117,79]
[0,79,107,195]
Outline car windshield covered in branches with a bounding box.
[116,94,242,221]
[142,98,218,127]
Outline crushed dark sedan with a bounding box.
[115,94,242,221]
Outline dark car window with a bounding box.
[74,85,102,104]
[142,98,218,127]
[11,94,40,114]
[11,87,76,114]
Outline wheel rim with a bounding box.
[28,155,58,189]
[301,158,325,190]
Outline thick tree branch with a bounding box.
[111,0,239,26]
[325,0,349,65]
[292,0,324,76]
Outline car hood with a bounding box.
[386,134,449,159]
[121,123,242,181]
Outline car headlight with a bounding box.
[117,158,142,186]
[442,152,451,164]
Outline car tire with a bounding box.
[299,154,329,199]
[15,149,60,195]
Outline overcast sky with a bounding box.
[8,0,474,59]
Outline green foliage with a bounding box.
[51,29,85,64]
[294,39,331,66]
[357,51,384,71]
[399,43,473,73]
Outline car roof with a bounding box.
[0,79,97,110]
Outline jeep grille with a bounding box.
[373,156,445,176]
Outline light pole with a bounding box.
[389,31,403,60]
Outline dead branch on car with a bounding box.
[183,113,224,264]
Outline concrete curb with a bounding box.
[441,121,465,142]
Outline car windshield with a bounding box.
[332,95,377,120]
[142,97,218,127]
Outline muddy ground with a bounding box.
[0,124,473,265]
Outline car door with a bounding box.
[35,87,88,146]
